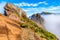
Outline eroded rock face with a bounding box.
[0,14,21,40]
[30,13,45,29]
[0,14,30,40]
[4,3,26,23]
[31,13,44,25]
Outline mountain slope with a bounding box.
[0,3,58,40]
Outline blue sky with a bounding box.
[0,0,60,16]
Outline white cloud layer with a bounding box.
[42,14,60,40]
[23,6,60,16]
[14,1,48,7]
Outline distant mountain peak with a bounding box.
[41,12,52,15]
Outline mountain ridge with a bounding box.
[0,3,58,40]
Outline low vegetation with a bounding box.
[20,15,57,40]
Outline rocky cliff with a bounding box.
[0,3,58,40]
[30,13,45,29]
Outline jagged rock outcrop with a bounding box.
[4,3,27,23]
[30,13,45,29]
[31,13,44,24]
[0,3,58,40]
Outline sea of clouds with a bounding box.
[42,14,60,40]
